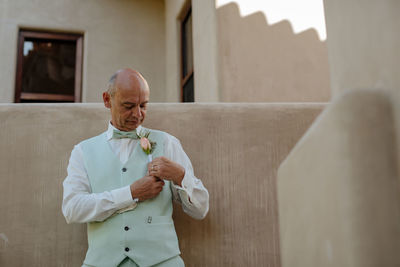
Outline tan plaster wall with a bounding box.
[323,0,400,185]
[0,0,165,103]
[164,0,219,102]
[278,89,400,266]
[0,102,325,266]
[217,3,331,102]
[324,0,400,96]
[192,0,219,102]
[164,0,185,102]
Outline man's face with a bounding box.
[103,77,149,132]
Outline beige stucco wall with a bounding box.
[278,89,400,267]
[0,102,325,266]
[164,0,185,102]
[324,0,400,97]
[216,2,331,102]
[164,0,219,102]
[323,0,400,183]
[167,0,332,103]
[192,0,219,102]
[0,0,165,103]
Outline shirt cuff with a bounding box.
[111,185,134,209]
[172,173,194,197]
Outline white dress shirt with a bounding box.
[62,123,209,223]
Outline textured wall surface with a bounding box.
[0,103,324,266]
[217,3,331,102]
[0,0,165,103]
[164,0,185,102]
[278,89,400,267]
[323,0,400,192]
[324,0,400,97]
[164,0,219,102]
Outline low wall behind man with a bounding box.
[0,103,324,266]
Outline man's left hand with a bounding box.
[148,157,185,186]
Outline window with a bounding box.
[15,30,83,103]
[180,4,194,102]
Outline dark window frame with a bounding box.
[180,3,194,102]
[14,29,83,103]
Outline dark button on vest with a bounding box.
[122,167,127,172]
[124,226,129,231]
[125,247,130,252]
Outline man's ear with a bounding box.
[103,92,112,108]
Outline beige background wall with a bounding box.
[164,0,185,102]
[216,2,331,102]
[192,0,220,102]
[323,0,400,184]
[324,0,400,97]
[278,89,400,267]
[164,0,219,102]
[0,102,325,266]
[165,0,331,103]
[1,0,334,103]
[0,0,165,103]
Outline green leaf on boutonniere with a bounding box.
[139,130,157,155]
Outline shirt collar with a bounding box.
[106,122,142,141]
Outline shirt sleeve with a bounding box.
[165,135,209,220]
[62,144,134,224]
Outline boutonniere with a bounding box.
[139,130,157,161]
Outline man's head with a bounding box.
[103,68,150,131]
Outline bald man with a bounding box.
[62,68,209,267]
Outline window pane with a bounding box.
[22,39,76,96]
[182,11,193,78]
[183,74,194,102]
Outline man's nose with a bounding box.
[132,106,141,117]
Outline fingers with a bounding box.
[152,176,165,186]
[149,157,169,168]
[130,175,165,202]
[149,176,165,191]
[148,160,165,178]
[148,162,159,174]
[150,177,164,196]
[148,157,184,186]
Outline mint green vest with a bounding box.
[80,129,180,267]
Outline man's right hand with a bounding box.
[130,176,165,201]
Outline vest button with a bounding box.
[124,226,129,231]
[125,247,130,252]
[122,168,127,172]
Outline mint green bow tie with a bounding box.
[112,129,139,139]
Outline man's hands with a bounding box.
[130,176,165,201]
[148,157,185,187]
[129,157,185,202]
